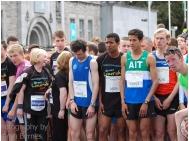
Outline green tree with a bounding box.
[125,1,185,36]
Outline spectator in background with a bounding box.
[98,42,107,56]
[157,23,165,29]
[177,34,187,55]
[7,36,19,49]
[7,36,26,54]
[168,37,178,47]
[91,36,102,45]
[87,42,98,59]
[141,36,153,53]
[119,37,131,53]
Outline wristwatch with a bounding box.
[90,102,96,107]
[144,100,149,105]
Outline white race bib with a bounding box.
[157,67,169,84]
[1,81,7,97]
[105,76,120,92]
[53,61,57,75]
[73,81,87,97]
[31,95,45,111]
[127,71,143,87]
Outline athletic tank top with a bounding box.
[125,51,153,103]
[72,55,97,107]
[16,60,31,78]
[153,51,177,95]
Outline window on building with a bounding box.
[79,20,84,38]
[70,19,76,41]
[70,19,75,23]
[88,20,92,41]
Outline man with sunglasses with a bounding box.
[164,47,188,141]
[153,28,179,141]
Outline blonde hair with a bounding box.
[154,28,171,40]
[30,48,47,65]
[8,44,24,57]
[56,51,72,73]
[91,36,101,44]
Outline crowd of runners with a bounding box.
[1,23,188,141]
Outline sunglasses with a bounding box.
[163,47,182,57]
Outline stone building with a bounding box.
[1,1,56,48]
[1,1,157,48]
[63,1,101,43]
[1,1,101,48]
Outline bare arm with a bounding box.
[89,59,99,104]
[120,54,126,104]
[68,57,78,114]
[2,76,16,112]
[146,54,158,101]
[17,84,26,118]
[68,57,75,100]
[162,73,179,110]
[120,54,129,118]
[139,54,158,117]
[59,87,68,110]
[17,84,26,105]
[58,87,68,119]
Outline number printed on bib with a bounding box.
[1,81,7,97]
[126,71,143,87]
[105,76,120,92]
[31,95,45,111]
[157,67,169,84]
[73,81,87,97]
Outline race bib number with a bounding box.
[53,61,57,75]
[157,67,169,84]
[105,76,120,92]
[31,95,45,111]
[1,81,7,97]
[73,81,87,97]
[126,71,143,88]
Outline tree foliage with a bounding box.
[125,1,185,36]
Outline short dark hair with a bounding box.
[98,42,106,53]
[106,33,120,43]
[177,34,186,41]
[70,38,87,53]
[28,44,40,53]
[87,42,98,55]
[1,40,7,49]
[7,36,19,45]
[168,37,178,47]
[164,47,182,58]
[128,29,143,41]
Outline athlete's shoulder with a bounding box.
[96,52,108,62]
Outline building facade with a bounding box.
[100,2,158,40]
[1,1,157,48]
[1,1,101,48]
[1,1,57,48]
